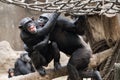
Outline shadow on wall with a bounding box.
[0,2,41,50]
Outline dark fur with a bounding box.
[20,13,61,76]
[50,15,102,80]
[14,53,35,76]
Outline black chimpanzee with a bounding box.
[36,13,102,80]
[14,52,35,76]
[8,68,14,78]
[19,12,61,76]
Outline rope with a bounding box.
[0,0,120,16]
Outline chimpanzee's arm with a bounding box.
[36,13,60,36]
[74,16,87,35]
[57,16,87,35]
[33,35,49,50]
[57,17,77,33]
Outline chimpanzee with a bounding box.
[36,13,102,80]
[14,52,35,76]
[19,12,61,76]
[8,68,14,78]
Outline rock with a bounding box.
[0,41,17,73]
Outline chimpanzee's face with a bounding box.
[8,68,14,77]
[38,16,48,27]
[26,22,37,34]
[21,53,31,63]
[10,72,14,77]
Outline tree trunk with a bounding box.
[86,14,120,80]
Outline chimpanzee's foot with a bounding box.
[54,62,62,70]
[38,67,46,76]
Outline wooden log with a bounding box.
[8,66,67,80]
[88,47,114,69]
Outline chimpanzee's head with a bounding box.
[19,17,37,34]
[8,68,14,78]
[20,52,31,63]
[37,13,53,27]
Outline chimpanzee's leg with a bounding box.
[47,42,61,70]
[51,42,61,70]
[30,50,47,76]
[67,48,91,80]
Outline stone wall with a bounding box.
[0,2,41,50]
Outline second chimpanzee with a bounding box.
[14,52,35,76]
[36,13,102,80]
[19,13,61,76]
